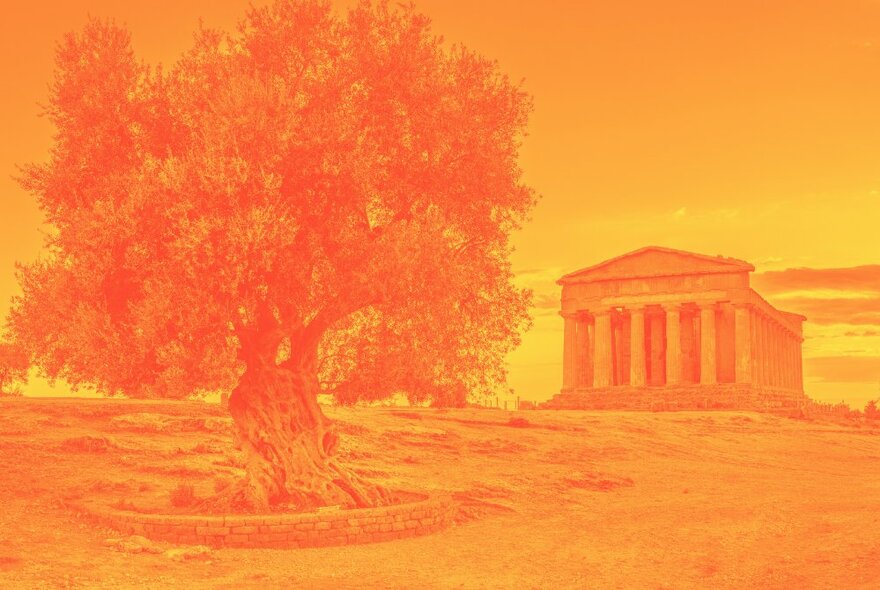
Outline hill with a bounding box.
[1,397,878,589]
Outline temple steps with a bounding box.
[541,384,804,411]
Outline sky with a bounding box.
[1,0,879,406]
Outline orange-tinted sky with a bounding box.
[2,1,879,406]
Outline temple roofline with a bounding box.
[748,289,806,337]
[558,246,755,285]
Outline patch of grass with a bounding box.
[507,417,531,428]
[192,440,227,454]
[563,472,634,492]
[213,477,233,494]
[169,482,198,508]
[110,498,137,511]
[61,435,115,453]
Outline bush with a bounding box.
[507,416,530,428]
[169,482,198,508]
[865,399,880,421]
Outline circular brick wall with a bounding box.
[77,495,455,549]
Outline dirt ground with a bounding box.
[0,397,878,589]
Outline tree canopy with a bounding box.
[10,0,535,407]
[0,340,28,395]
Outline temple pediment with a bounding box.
[559,246,754,284]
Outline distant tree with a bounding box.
[9,0,535,510]
[0,340,29,395]
[865,399,880,421]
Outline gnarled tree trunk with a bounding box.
[224,319,388,512]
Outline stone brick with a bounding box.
[231,525,258,535]
[315,521,331,531]
[226,536,248,547]
[196,526,230,536]
[223,516,250,527]
[172,515,211,527]
[379,523,392,532]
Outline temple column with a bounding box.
[613,314,624,386]
[700,303,718,385]
[562,312,577,390]
[760,314,771,387]
[780,333,788,389]
[781,330,787,389]
[630,307,647,387]
[771,322,782,387]
[593,309,613,388]
[784,333,792,389]
[755,313,768,385]
[767,322,775,387]
[575,313,590,388]
[649,312,666,385]
[750,308,759,384]
[796,339,804,391]
[699,303,717,385]
[734,303,752,384]
[665,304,682,385]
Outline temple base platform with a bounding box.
[541,384,805,411]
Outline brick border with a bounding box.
[76,495,455,548]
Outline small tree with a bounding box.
[0,340,29,395]
[9,0,535,510]
[865,399,880,421]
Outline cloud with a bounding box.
[757,256,784,265]
[753,265,880,326]
[804,355,880,383]
[844,329,880,337]
[516,267,564,315]
[775,298,880,325]
[533,293,559,310]
[753,265,880,294]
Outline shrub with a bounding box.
[865,399,880,421]
[169,482,198,508]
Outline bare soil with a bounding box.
[1,397,878,589]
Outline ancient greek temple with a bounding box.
[544,247,806,410]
